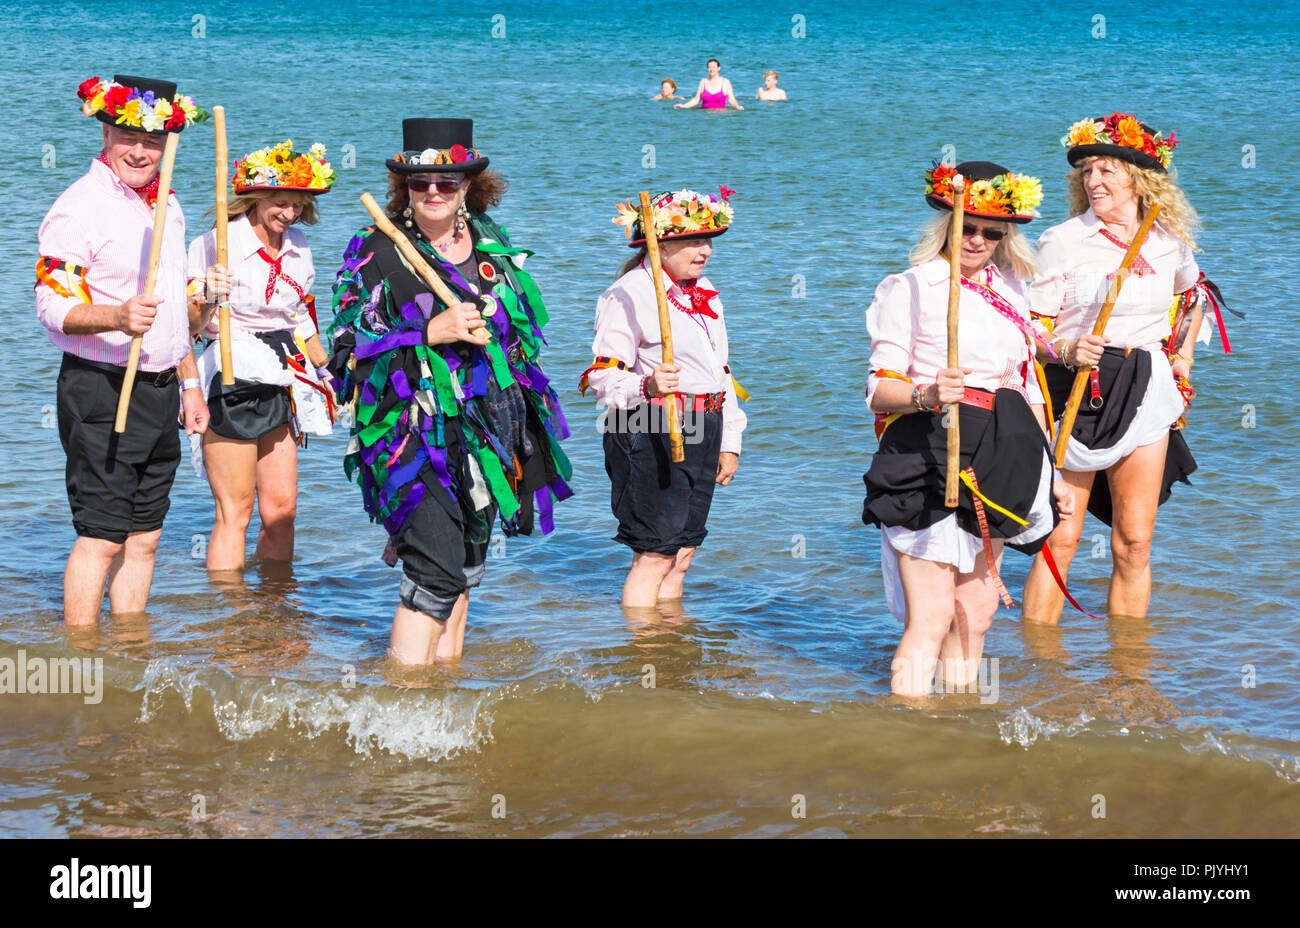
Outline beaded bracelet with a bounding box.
[639,375,652,402]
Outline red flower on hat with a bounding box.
[1102,112,1133,136]
[449,144,467,163]
[1164,130,1180,152]
[718,184,735,201]
[102,85,129,116]
[164,106,186,131]
[77,77,102,100]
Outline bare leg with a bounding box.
[253,425,298,563]
[203,430,257,571]
[1106,435,1168,619]
[1022,468,1095,625]
[621,551,676,607]
[438,593,470,659]
[891,552,957,697]
[63,536,124,625]
[657,546,696,600]
[938,541,1001,688]
[106,529,162,614]
[390,603,450,665]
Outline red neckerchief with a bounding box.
[97,151,168,207]
[645,260,718,318]
[1098,226,1155,276]
[257,247,307,304]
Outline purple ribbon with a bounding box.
[383,480,425,535]
[355,328,424,361]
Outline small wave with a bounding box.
[136,657,494,762]
[997,707,1095,747]
[1186,730,1300,785]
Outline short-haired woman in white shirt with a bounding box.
[864,161,1073,697]
[1021,114,1204,624]
[581,187,747,607]
[188,141,337,571]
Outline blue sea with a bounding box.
[0,0,1295,836]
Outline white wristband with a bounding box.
[181,378,202,392]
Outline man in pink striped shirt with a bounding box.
[35,74,210,625]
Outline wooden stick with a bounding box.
[359,192,490,341]
[639,191,685,464]
[944,175,965,507]
[1052,203,1163,467]
[213,105,234,385]
[114,131,180,434]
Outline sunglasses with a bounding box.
[962,223,1006,241]
[407,176,463,194]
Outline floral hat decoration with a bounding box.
[386,118,489,175]
[614,185,736,247]
[925,160,1042,224]
[77,74,207,134]
[1062,112,1179,173]
[233,141,336,195]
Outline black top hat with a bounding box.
[1066,118,1167,174]
[925,160,1036,224]
[94,75,182,134]
[386,118,490,174]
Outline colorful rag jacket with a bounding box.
[326,212,572,545]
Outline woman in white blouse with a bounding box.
[1021,114,1202,624]
[864,161,1073,698]
[188,142,337,571]
[581,187,747,607]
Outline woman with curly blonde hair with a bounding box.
[1022,113,1209,625]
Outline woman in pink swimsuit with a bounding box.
[675,59,745,110]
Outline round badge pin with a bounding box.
[481,297,497,318]
[478,260,497,283]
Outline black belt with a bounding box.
[63,352,178,386]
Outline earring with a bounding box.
[402,206,413,228]
[455,201,468,231]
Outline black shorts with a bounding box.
[206,378,292,440]
[206,330,295,441]
[392,464,491,620]
[603,405,723,555]
[57,353,181,543]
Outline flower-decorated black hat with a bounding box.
[77,74,207,134]
[924,160,1042,224]
[1062,112,1179,174]
[614,185,736,247]
[386,118,490,174]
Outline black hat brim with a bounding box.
[925,194,1033,224]
[386,156,490,175]
[1067,143,1166,174]
[232,185,330,196]
[629,226,729,247]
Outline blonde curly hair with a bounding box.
[1066,156,1200,250]
[909,213,1036,282]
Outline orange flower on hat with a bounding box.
[288,158,315,188]
[1066,120,1098,146]
[1115,116,1145,149]
[966,180,1010,215]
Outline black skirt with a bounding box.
[862,388,1056,555]
[1043,347,1196,526]
[205,330,296,441]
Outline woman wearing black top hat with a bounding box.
[581,186,747,607]
[863,160,1073,697]
[327,118,572,664]
[1022,113,1208,624]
